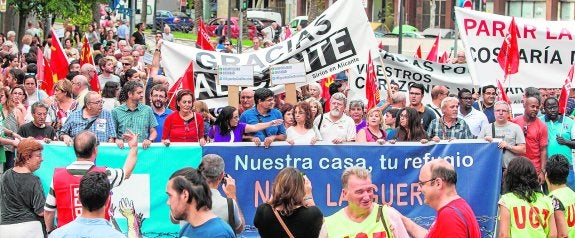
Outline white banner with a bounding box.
[161,0,377,108]
[346,50,526,105]
[455,7,575,88]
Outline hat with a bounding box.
[335,71,348,81]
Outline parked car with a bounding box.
[289,16,308,32]
[155,10,194,33]
[422,28,457,39]
[206,17,258,39]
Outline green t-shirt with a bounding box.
[549,187,575,238]
[499,192,554,237]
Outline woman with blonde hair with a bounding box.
[306,98,323,121]
[355,107,386,144]
[48,80,78,130]
[254,167,323,238]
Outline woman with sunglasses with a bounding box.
[209,106,282,143]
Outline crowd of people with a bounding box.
[0,16,574,238]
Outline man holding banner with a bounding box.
[44,130,139,233]
[401,160,481,238]
[239,88,286,148]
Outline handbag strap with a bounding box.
[227,198,236,232]
[376,204,392,238]
[269,204,294,238]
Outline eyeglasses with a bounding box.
[418,178,436,187]
[89,100,103,104]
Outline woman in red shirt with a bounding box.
[162,90,206,146]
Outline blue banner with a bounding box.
[203,141,502,238]
[35,141,501,237]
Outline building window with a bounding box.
[559,1,575,20]
[506,0,546,19]
[422,0,447,29]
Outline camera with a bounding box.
[222,173,229,186]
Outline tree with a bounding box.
[141,0,147,27]
[193,0,202,34]
[308,0,326,23]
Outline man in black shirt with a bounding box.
[130,23,146,46]
[18,102,57,141]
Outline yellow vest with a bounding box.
[324,204,394,238]
[549,187,575,238]
[499,192,554,237]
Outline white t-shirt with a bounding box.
[314,113,356,142]
[286,126,322,144]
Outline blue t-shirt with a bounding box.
[180,217,235,238]
[239,108,286,141]
[154,108,173,142]
[472,101,495,123]
[49,217,125,238]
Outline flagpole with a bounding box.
[377,52,393,99]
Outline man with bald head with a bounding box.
[59,91,117,144]
[44,130,139,233]
[239,88,255,115]
[401,160,481,238]
[80,63,96,80]
[426,85,449,119]
[72,75,91,109]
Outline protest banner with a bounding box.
[203,141,502,238]
[217,65,255,86]
[161,0,378,109]
[455,7,575,89]
[36,141,502,237]
[35,143,203,237]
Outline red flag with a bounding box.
[37,49,56,95]
[426,35,440,62]
[439,51,449,63]
[378,41,384,50]
[558,65,575,114]
[167,61,195,110]
[80,35,100,92]
[320,74,335,112]
[497,17,520,77]
[496,79,511,105]
[49,29,69,81]
[366,51,380,110]
[197,18,215,51]
[415,45,422,59]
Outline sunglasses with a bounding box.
[122,63,131,66]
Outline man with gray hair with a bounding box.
[427,97,472,141]
[71,75,90,109]
[59,91,117,144]
[321,166,409,237]
[17,102,57,140]
[314,92,356,144]
[199,154,245,234]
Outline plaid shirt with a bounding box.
[112,103,158,142]
[427,117,473,140]
[59,109,116,142]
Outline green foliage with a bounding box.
[64,1,93,29]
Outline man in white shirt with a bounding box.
[314,92,356,143]
[458,88,489,137]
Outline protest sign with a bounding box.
[455,7,575,89]
[217,65,254,86]
[270,63,307,85]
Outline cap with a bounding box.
[335,71,348,81]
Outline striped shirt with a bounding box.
[427,117,473,140]
[44,161,125,211]
[112,103,158,142]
